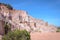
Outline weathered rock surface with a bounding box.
[0,4,57,35]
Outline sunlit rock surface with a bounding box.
[0,4,57,35]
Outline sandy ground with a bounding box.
[0,35,2,40]
[30,32,60,40]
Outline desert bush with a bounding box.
[56,27,60,32]
[4,22,11,34]
[0,3,13,10]
[2,30,30,40]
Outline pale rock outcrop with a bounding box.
[0,4,57,35]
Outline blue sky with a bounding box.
[0,0,60,26]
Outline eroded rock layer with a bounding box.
[0,4,57,34]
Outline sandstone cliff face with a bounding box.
[0,4,57,34]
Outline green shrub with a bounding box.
[2,30,31,40]
[4,22,11,34]
[56,27,60,32]
[6,4,13,10]
[56,29,60,32]
[0,3,13,10]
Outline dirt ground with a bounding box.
[30,32,60,40]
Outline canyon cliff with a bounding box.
[0,3,57,35]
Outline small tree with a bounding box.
[2,30,31,40]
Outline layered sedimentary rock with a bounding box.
[0,4,57,35]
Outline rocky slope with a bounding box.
[0,3,57,35]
